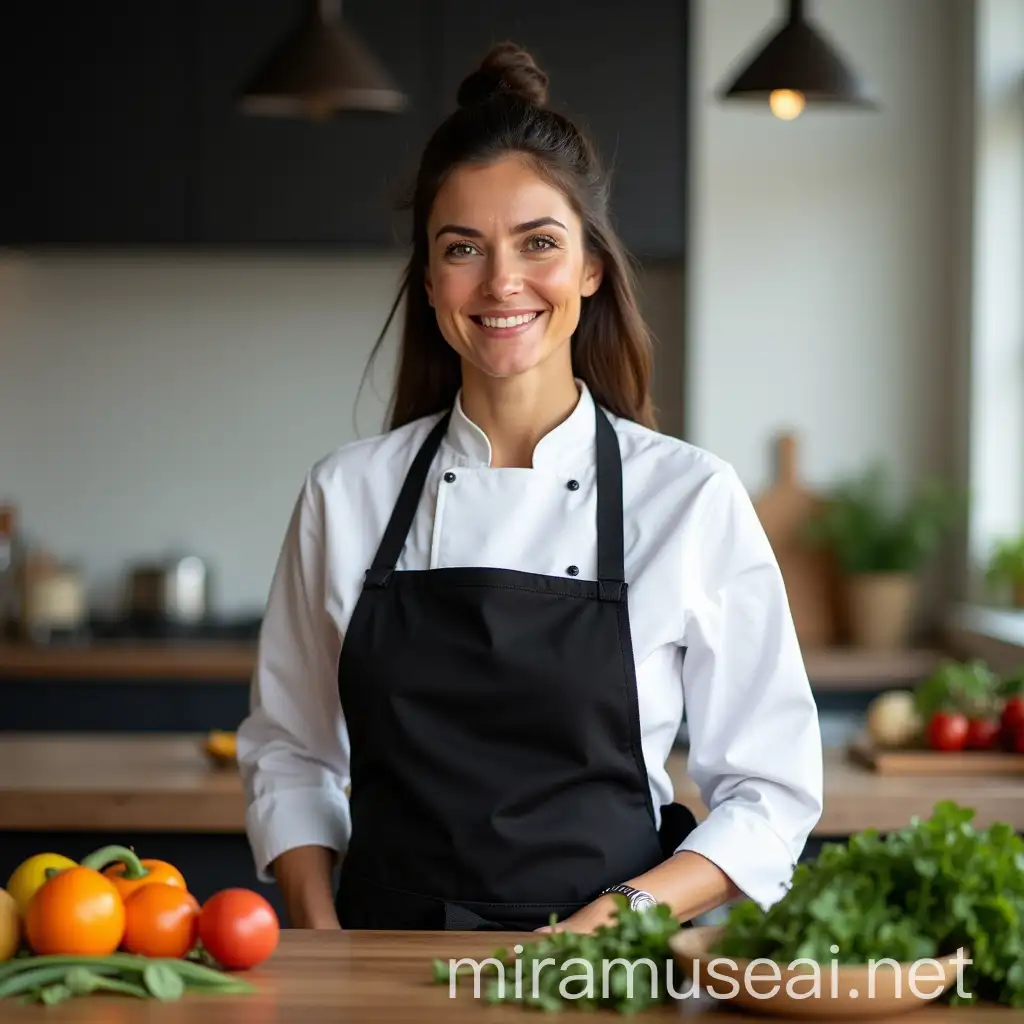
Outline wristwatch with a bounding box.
[601,883,658,911]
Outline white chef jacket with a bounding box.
[237,379,823,912]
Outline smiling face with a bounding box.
[424,154,603,384]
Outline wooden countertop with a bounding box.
[0,642,256,681]
[0,641,941,689]
[1,930,1020,1023]
[0,734,243,833]
[1,733,1022,836]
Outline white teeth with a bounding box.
[479,312,539,328]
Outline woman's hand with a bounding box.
[534,894,619,934]
[534,851,740,935]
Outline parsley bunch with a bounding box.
[716,800,1024,1008]
[433,899,682,1014]
[914,658,1003,719]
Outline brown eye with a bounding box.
[525,235,558,251]
[444,242,478,258]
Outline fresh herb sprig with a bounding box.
[433,898,682,1014]
[914,659,1003,719]
[716,800,1024,1008]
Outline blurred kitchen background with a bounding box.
[1,0,1023,919]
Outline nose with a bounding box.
[483,249,522,301]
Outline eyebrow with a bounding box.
[433,217,567,241]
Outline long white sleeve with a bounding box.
[674,464,823,911]
[236,473,351,883]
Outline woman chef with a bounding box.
[236,42,823,934]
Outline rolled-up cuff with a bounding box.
[675,804,801,912]
[245,787,352,883]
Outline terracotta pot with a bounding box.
[845,573,918,650]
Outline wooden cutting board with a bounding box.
[849,735,1024,775]
[753,433,839,650]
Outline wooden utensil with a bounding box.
[669,924,963,1018]
[754,433,839,650]
[849,735,1024,775]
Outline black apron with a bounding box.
[334,400,697,930]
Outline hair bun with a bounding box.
[456,42,549,109]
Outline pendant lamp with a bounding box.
[239,0,406,120]
[717,0,878,120]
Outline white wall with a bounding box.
[0,253,402,614]
[0,254,683,615]
[686,0,960,498]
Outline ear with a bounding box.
[580,253,603,298]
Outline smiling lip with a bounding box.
[470,310,545,338]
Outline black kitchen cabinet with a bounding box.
[436,0,689,260]
[192,0,435,247]
[0,2,193,245]
[0,2,687,256]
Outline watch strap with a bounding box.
[601,883,656,909]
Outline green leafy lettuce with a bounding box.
[716,800,1024,1007]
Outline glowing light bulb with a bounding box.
[770,89,806,120]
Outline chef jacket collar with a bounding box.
[444,378,597,470]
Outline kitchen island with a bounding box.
[0,642,256,681]
[2,732,1022,837]
[0,640,941,688]
[0,643,255,734]
[2,731,1023,924]
[1,930,1020,1022]
[0,640,945,741]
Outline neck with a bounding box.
[459,360,580,468]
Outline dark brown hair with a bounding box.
[361,42,657,432]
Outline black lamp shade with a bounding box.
[719,0,878,109]
[239,0,406,119]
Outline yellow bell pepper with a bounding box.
[6,853,78,917]
[0,888,19,961]
[203,730,237,768]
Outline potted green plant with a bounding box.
[984,531,1024,609]
[803,463,964,649]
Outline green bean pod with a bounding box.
[0,964,114,1000]
[0,953,147,982]
[0,953,255,997]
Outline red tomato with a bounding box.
[122,883,200,959]
[965,717,1001,750]
[1013,722,1024,755]
[198,889,279,971]
[927,711,969,752]
[1001,695,1024,733]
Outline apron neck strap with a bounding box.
[365,403,626,591]
[594,403,626,592]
